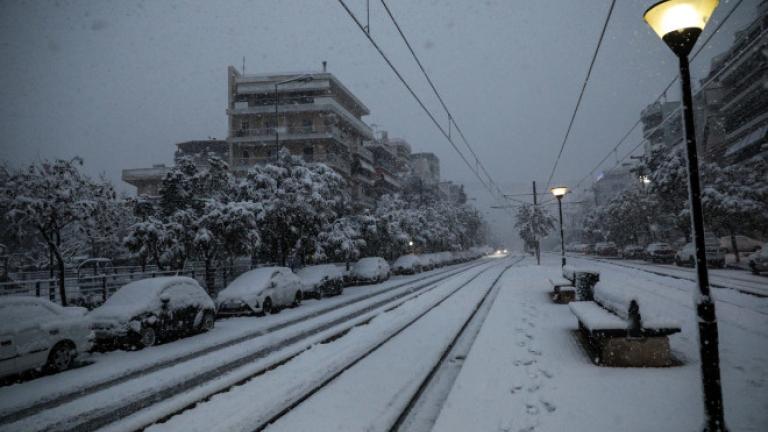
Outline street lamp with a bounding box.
[644,1,727,431]
[274,75,314,160]
[550,186,568,267]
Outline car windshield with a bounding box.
[2,1,766,430]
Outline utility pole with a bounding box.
[532,181,540,265]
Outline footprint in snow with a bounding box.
[525,333,534,340]
[526,403,540,415]
[540,398,557,413]
[527,382,541,393]
[539,369,553,379]
[528,348,542,356]
[516,340,527,347]
[510,384,523,394]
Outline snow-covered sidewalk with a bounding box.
[433,256,768,432]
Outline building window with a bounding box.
[241,120,249,130]
[242,150,249,159]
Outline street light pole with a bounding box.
[550,186,568,267]
[644,2,727,430]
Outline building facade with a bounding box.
[410,152,440,187]
[226,65,373,181]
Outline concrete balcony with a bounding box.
[229,97,372,139]
[122,165,170,184]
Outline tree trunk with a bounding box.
[52,247,67,306]
[730,228,740,263]
[204,257,214,295]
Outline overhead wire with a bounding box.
[336,0,509,211]
[571,0,747,190]
[543,0,617,191]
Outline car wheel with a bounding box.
[200,311,215,332]
[293,290,303,307]
[262,297,273,315]
[46,342,75,373]
[139,326,157,348]
[689,257,695,268]
[675,257,681,266]
[750,263,759,275]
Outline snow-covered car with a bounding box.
[748,243,768,275]
[621,245,645,259]
[435,251,455,266]
[90,276,215,349]
[645,243,675,263]
[719,235,763,253]
[296,264,345,298]
[351,257,390,284]
[675,236,725,268]
[0,297,93,378]
[217,267,303,316]
[392,254,423,275]
[595,242,618,257]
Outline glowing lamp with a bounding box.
[644,0,718,56]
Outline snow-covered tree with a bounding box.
[514,203,556,254]
[1,158,114,305]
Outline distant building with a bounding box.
[122,139,227,197]
[410,152,440,187]
[366,136,402,195]
[640,101,683,158]
[699,0,768,163]
[591,164,636,206]
[226,64,373,181]
[439,181,466,205]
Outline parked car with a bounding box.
[719,235,763,253]
[582,244,596,255]
[392,254,423,275]
[351,257,390,284]
[675,235,725,268]
[90,276,215,349]
[621,245,645,260]
[748,243,768,275]
[645,243,676,263]
[296,264,345,298]
[0,297,92,378]
[217,267,303,316]
[595,242,618,257]
[419,253,438,271]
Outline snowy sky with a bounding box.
[0,0,759,245]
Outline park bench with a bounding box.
[569,281,680,367]
[548,277,575,304]
[548,265,600,304]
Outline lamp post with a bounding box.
[274,75,314,160]
[644,1,727,431]
[550,186,568,267]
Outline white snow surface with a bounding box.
[296,264,344,290]
[433,255,768,431]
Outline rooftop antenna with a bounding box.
[322,60,327,72]
[242,56,246,74]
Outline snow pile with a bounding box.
[296,264,344,291]
[392,254,422,272]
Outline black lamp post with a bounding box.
[274,75,314,160]
[644,1,727,431]
[550,186,568,267]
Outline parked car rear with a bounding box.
[645,243,675,263]
[0,297,93,378]
[90,276,215,350]
[595,242,618,257]
[748,243,768,275]
[621,245,645,259]
[675,235,725,268]
[392,254,423,275]
[351,257,390,284]
[296,264,345,298]
[217,267,303,316]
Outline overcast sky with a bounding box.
[0,0,759,245]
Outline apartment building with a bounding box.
[122,139,227,197]
[226,65,373,180]
[700,0,768,163]
[640,101,683,158]
[410,152,440,187]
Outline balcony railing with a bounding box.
[232,125,338,138]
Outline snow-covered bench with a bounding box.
[561,265,600,301]
[569,283,680,367]
[548,277,575,304]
